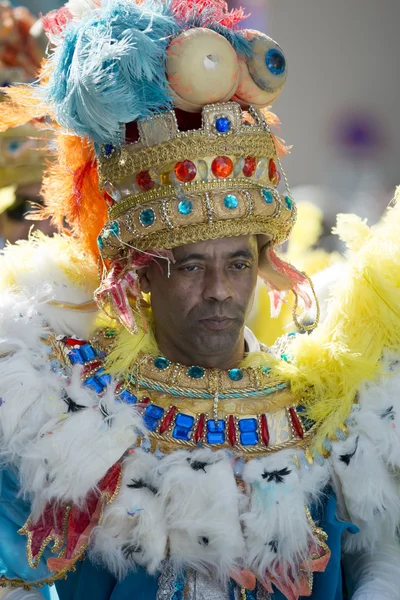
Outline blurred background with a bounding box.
[1,0,400,250]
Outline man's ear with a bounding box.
[137,266,151,294]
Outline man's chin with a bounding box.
[193,325,242,354]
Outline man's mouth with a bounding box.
[199,316,235,331]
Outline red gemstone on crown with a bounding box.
[272,171,281,186]
[140,396,150,405]
[243,156,256,177]
[212,156,233,178]
[159,406,177,434]
[175,160,197,182]
[260,414,270,446]
[136,170,155,191]
[228,415,237,446]
[268,159,277,181]
[289,407,304,439]
[194,413,206,443]
[104,190,115,207]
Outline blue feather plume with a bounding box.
[42,0,179,144]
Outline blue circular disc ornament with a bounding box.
[178,200,193,215]
[187,366,205,379]
[228,368,243,381]
[265,48,286,75]
[139,208,155,227]
[215,117,231,133]
[154,357,170,370]
[262,189,274,204]
[224,194,239,210]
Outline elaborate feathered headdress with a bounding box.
[0,0,315,332]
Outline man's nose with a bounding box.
[203,267,233,302]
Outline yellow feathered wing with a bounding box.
[275,190,400,451]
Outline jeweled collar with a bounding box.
[50,328,314,458]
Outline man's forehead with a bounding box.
[172,235,258,259]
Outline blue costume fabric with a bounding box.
[0,469,51,599]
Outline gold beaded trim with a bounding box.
[18,506,71,570]
[100,183,295,257]
[143,422,315,458]
[99,133,277,185]
[109,179,266,219]
[102,213,294,257]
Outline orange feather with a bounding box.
[39,133,107,259]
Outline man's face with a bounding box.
[139,235,259,363]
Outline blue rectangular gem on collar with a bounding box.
[173,426,192,441]
[239,418,257,433]
[68,348,84,365]
[207,431,225,445]
[175,414,194,429]
[84,376,105,394]
[145,405,165,420]
[207,419,225,433]
[119,390,137,404]
[240,431,259,446]
[80,344,97,362]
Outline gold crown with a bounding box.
[97,102,296,258]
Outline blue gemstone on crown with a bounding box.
[187,366,205,379]
[97,236,104,249]
[139,208,155,227]
[238,418,257,433]
[262,189,274,204]
[228,368,243,381]
[265,48,286,75]
[240,431,259,446]
[215,117,231,133]
[154,357,170,370]
[178,200,193,215]
[119,389,137,404]
[224,194,239,210]
[104,143,114,156]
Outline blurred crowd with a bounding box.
[0,0,55,249]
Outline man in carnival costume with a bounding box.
[1,1,400,599]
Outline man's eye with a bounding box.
[232,263,249,270]
[183,265,200,272]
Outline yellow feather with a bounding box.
[0,232,99,291]
[105,311,159,376]
[275,190,400,450]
